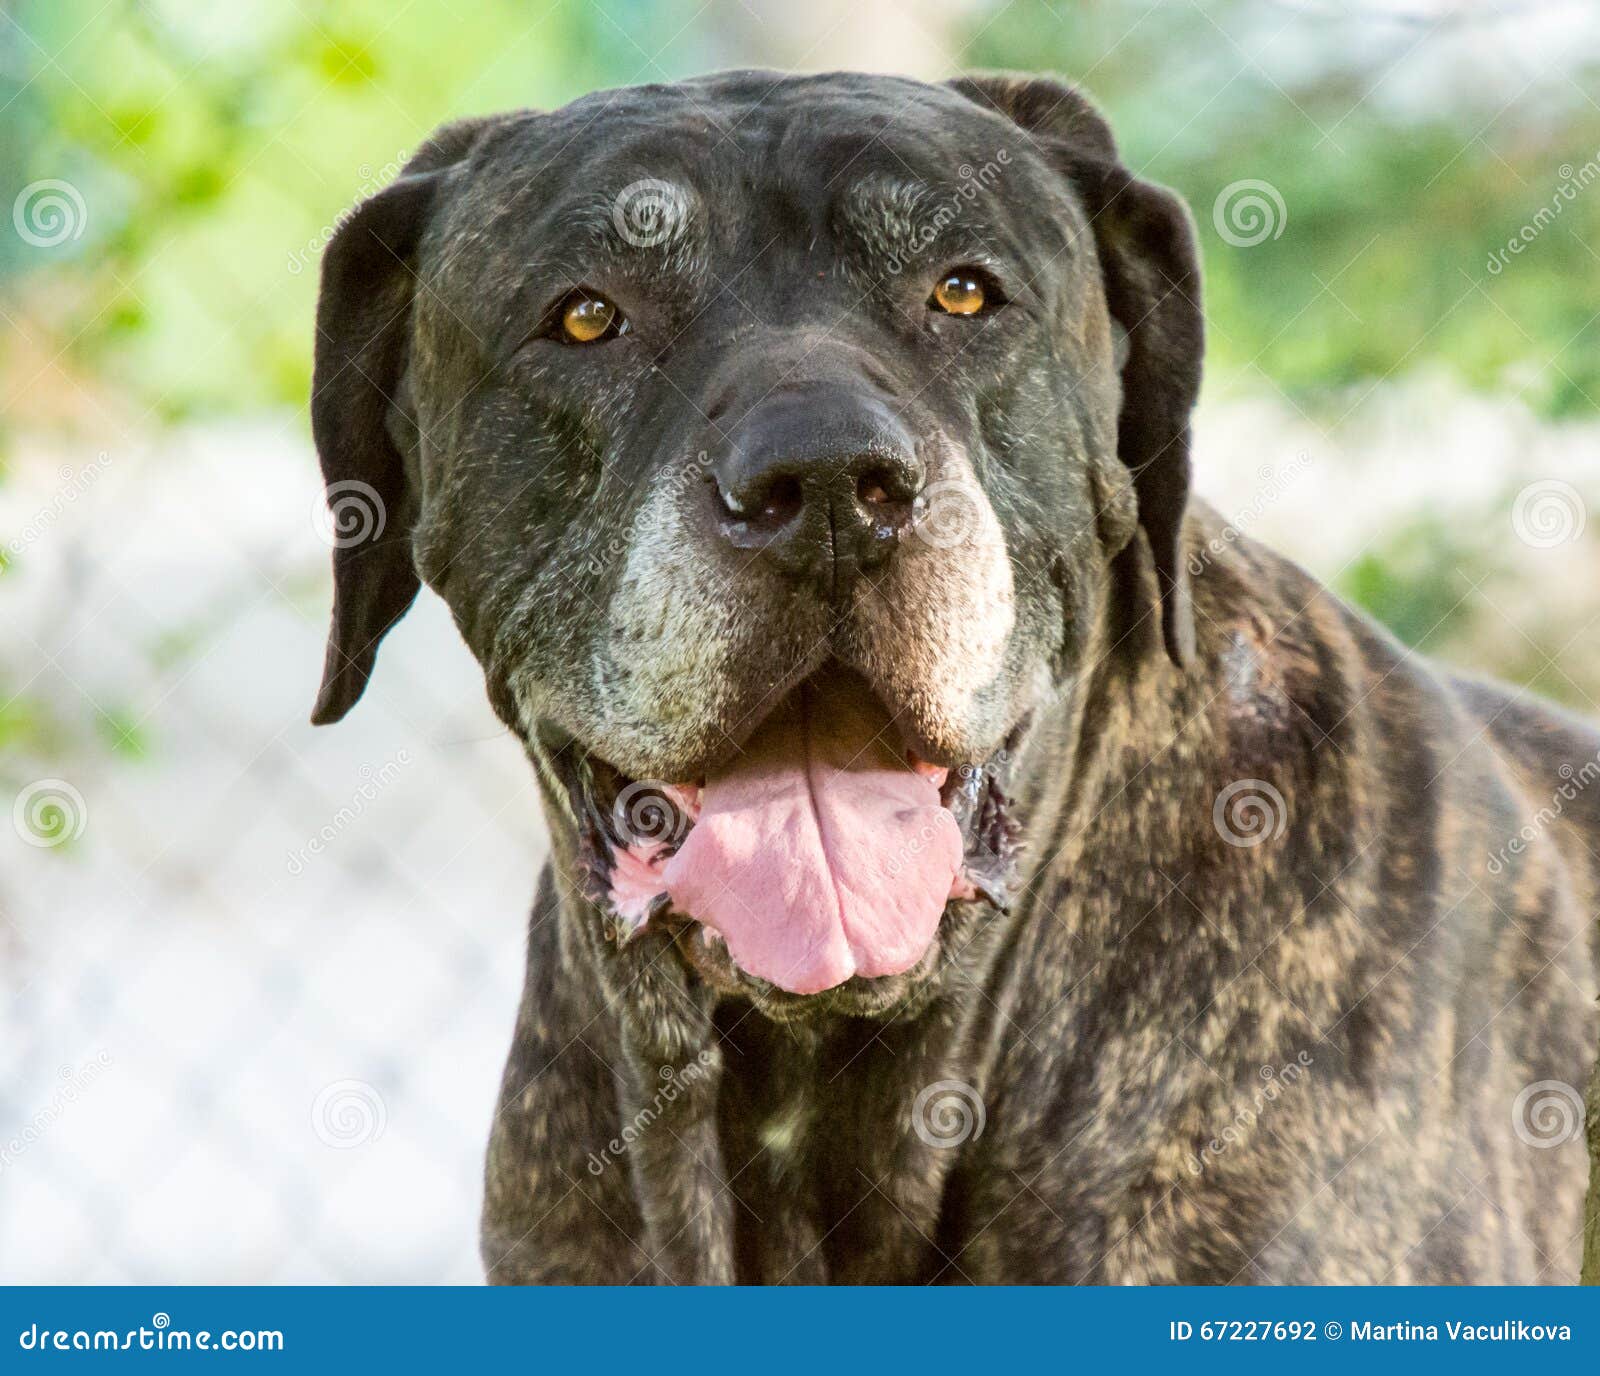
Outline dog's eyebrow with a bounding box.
[565,179,700,260]
[834,173,1005,271]
[500,181,703,331]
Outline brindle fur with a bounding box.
[308,70,1599,1283]
[478,511,1599,1284]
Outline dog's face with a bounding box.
[310,71,1202,1011]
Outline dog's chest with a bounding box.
[713,1009,1002,1283]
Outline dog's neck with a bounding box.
[503,520,1293,1282]
[516,529,1197,1035]
[511,605,1206,1281]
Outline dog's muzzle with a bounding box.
[710,382,924,597]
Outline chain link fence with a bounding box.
[3,384,1597,1281]
[1,424,542,1282]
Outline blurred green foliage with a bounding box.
[969,1,1600,417]
[3,0,1597,422]
[1343,522,1485,653]
[1,0,1596,749]
[0,0,699,422]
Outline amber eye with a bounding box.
[931,271,988,316]
[559,292,628,344]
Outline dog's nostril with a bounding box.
[856,464,913,511]
[756,476,804,527]
[719,475,803,529]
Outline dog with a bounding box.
[308,70,1599,1283]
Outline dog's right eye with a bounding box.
[931,272,987,315]
[554,290,630,345]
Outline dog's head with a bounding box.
[310,71,1202,1013]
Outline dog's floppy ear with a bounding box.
[948,74,1203,667]
[309,119,492,724]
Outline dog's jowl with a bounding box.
[309,71,1599,1283]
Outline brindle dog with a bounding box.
[308,71,1599,1283]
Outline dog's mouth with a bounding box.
[562,668,1018,998]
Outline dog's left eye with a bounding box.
[555,290,630,345]
[929,269,1000,317]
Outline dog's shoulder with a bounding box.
[1448,671,1600,905]
[1187,497,1599,1032]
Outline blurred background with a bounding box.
[2,0,1597,1282]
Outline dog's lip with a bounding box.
[566,719,1020,998]
[669,916,943,1015]
[584,661,968,785]
[889,718,968,774]
[562,669,1029,811]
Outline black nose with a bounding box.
[712,386,924,593]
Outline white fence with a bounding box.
[2,381,1595,1281]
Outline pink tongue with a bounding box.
[662,675,962,995]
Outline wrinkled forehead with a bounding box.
[437,74,1077,282]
